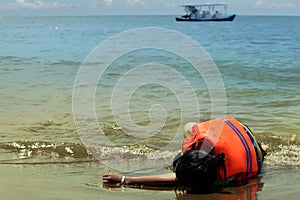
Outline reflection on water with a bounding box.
[176,178,263,200]
[103,177,264,200]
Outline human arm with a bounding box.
[102,173,176,187]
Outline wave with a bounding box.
[0,133,299,167]
[255,134,300,167]
[0,56,81,67]
[0,141,89,158]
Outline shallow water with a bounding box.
[0,15,299,199]
[0,164,299,200]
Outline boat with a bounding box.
[175,4,236,22]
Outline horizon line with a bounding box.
[1,13,300,17]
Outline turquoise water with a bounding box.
[0,15,300,199]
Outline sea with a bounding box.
[0,15,299,199]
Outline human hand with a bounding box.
[102,173,123,185]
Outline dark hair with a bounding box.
[174,149,226,193]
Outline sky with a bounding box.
[0,0,299,16]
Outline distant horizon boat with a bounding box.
[176,4,236,22]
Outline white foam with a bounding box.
[264,144,300,167]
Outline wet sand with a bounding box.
[1,163,299,200]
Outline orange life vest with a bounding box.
[182,117,259,181]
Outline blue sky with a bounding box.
[0,0,299,16]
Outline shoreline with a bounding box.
[1,163,299,200]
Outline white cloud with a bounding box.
[90,0,113,9]
[5,0,79,10]
[126,0,146,7]
[8,0,47,9]
[255,0,296,9]
[103,0,113,6]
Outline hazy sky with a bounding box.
[0,0,299,16]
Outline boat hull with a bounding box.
[176,14,236,22]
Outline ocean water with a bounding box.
[0,15,299,199]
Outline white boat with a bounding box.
[176,4,236,22]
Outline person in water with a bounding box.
[103,117,268,192]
